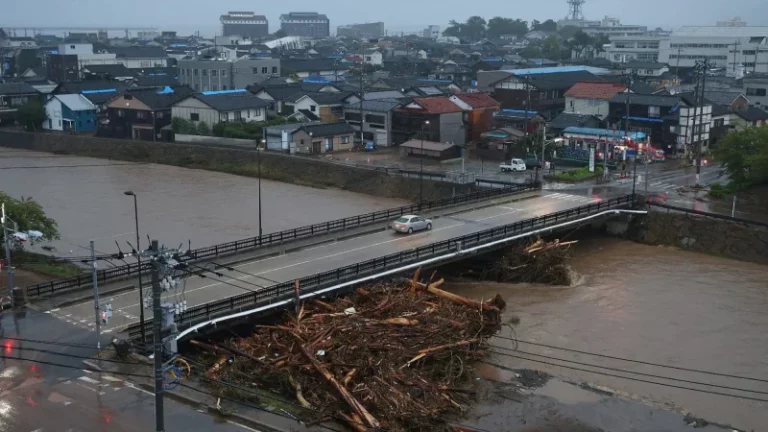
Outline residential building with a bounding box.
[708,103,732,145]
[220,11,269,39]
[291,122,356,153]
[658,26,768,72]
[0,82,40,125]
[392,96,467,146]
[547,112,603,136]
[284,91,357,123]
[564,81,627,120]
[492,109,545,135]
[56,43,117,68]
[0,37,37,48]
[263,121,320,151]
[107,46,169,68]
[344,98,402,147]
[280,59,345,79]
[171,90,268,130]
[51,80,131,123]
[448,93,501,143]
[423,25,441,40]
[46,54,79,82]
[81,64,136,81]
[337,22,385,39]
[580,16,648,37]
[732,106,768,129]
[42,94,98,132]
[605,33,667,64]
[705,90,750,110]
[364,49,383,66]
[621,62,670,77]
[178,57,281,92]
[102,86,194,141]
[399,140,461,160]
[280,12,330,38]
[742,74,768,107]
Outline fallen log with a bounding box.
[424,279,500,311]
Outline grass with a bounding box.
[8,250,84,279]
[548,166,603,182]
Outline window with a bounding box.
[117,109,125,117]
[272,66,278,74]
[70,45,75,49]
[648,106,661,118]
[194,69,199,76]
[341,136,350,144]
[234,111,242,120]
[156,111,164,119]
[713,118,725,128]
[742,50,756,56]
[221,69,228,77]
[262,66,268,74]
[744,62,756,68]
[202,69,207,76]
[211,69,217,76]
[645,69,654,75]
[310,105,316,112]
[212,84,218,91]
[190,113,200,121]
[746,87,767,96]
[253,67,259,74]
[223,85,228,90]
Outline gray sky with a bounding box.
[3,0,766,36]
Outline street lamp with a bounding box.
[257,139,265,237]
[123,190,145,344]
[419,120,430,209]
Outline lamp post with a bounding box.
[123,191,145,344]
[258,139,265,237]
[419,120,429,209]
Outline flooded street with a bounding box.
[0,148,407,258]
[448,238,768,431]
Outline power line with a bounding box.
[483,352,768,404]
[489,345,768,396]
[493,335,768,384]
[0,353,150,379]
[173,265,261,294]
[5,344,145,367]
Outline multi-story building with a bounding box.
[220,11,269,39]
[178,57,281,92]
[605,34,666,63]
[743,73,768,108]
[423,25,441,39]
[280,12,330,38]
[57,43,117,68]
[717,17,747,27]
[336,22,385,39]
[581,16,648,37]
[658,26,768,73]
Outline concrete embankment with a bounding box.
[0,130,477,202]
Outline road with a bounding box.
[45,191,606,332]
[0,308,260,432]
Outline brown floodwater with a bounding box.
[447,237,768,431]
[0,148,407,258]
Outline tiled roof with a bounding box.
[364,90,405,100]
[82,64,135,77]
[565,82,626,100]
[346,98,402,112]
[408,97,463,114]
[291,91,354,105]
[124,86,195,110]
[610,93,680,107]
[297,122,355,138]
[454,93,500,109]
[522,70,601,91]
[704,91,747,106]
[281,59,347,73]
[735,106,768,122]
[189,93,268,111]
[548,112,601,130]
[0,82,39,95]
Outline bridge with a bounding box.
[33,187,637,341]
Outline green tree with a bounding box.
[534,19,558,32]
[443,20,465,38]
[464,16,487,41]
[0,192,59,246]
[520,44,543,59]
[558,25,581,39]
[712,126,768,189]
[531,19,541,31]
[541,36,562,60]
[196,121,210,136]
[567,30,593,58]
[486,17,529,39]
[17,99,46,131]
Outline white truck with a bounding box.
[499,158,527,172]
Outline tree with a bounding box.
[520,44,542,59]
[712,126,768,190]
[0,192,59,247]
[534,19,558,32]
[558,25,581,39]
[17,99,46,131]
[531,19,541,31]
[443,20,465,39]
[541,36,562,61]
[566,30,593,58]
[486,17,528,39]
[464,16,487,41]
[196,121,210,136]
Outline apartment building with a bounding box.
[280,12,330,38]
[658,26,768,72]
[220,11,269,39]
[178,57,281,92]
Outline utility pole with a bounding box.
[359,39,365,148]
[151,239,164,432]
[1,204,13,305]
[257,139,264,236]
[696,58,708,187]
[689,64,700,167]
[91,241,101,353]
[625,72,638,195]
[541,123,546,168]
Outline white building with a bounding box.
[42,94,97,132]
[423,25,440,39]
[605,34,667,63]
[364,49,383,66]
[58,43,117,68]
[658,26,768,73]
[581,16,648,37]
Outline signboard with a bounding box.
[588,145,595,172]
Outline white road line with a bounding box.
[78,376,100,384]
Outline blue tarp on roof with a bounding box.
[156,86,174,95]
[563,127,647,140]
[623,115,664,123]
[201,89,247,96]
[500,109,538,115]
[81,88,117,94]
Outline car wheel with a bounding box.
[407,227,413,234]
[426,223,432,231]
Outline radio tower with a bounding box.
[567,0,586,20]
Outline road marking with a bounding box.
[78,376,100,384]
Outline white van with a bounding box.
[499,158,527,172]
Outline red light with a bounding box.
[3,340,12,354]
[27,396,37,407]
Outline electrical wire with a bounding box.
[0,354,150,379]
[488,345,768,396]
[187,261,271,289]
[172,265,260,294]
[482,352,768,404]
[493,335,768,384]
[211,261,280,285]
[6,344,146,367]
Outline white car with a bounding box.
[499,158,527,172]
[392,215,433,234]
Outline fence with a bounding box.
[126,194,635,341]
[646,201,768,229]
[26,182,539,298]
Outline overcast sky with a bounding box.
[3,0,766,36]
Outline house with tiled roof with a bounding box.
[102,85,194,141]
[448,93,501,142]
[392,96,466,145]
[564,82,627,120]
[171,89,269,130]
[291,122,356,154]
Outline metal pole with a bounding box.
[133,195,146,345]
[644,153,650,195]
[541,124,546,167]
[689,63,700,165]
[696,59,707,187]
[90,241,101,352]
[257,144,262,236]
[2,207,13,306]
[151,239,164,432]
[419,132,424,209]
[732,195,737,217]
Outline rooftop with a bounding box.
[610,93,680,107]
[565,82,626,100]
[400,140,458,152]
[297,122,355,138]
[453,93,500,109]
[107,46,168,59]
[672,26,768,38]
[291,91,354,105]
[548,112,602,130]
[404,97,463,114]
[51,94,96,111]
[734,106,768,122]
[704,90,748,106]
[188,91,268,111]
[122,86,195,110]
[0,82,39,95]
[346,98,402,112]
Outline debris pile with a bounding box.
[452,238,576,285]
[195,270,509,432]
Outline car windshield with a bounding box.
[395,217,409,223]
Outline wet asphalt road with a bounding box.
[0,308,259,432]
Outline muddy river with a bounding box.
[0,148,407,257]
[448,237,768,431]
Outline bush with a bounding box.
[171,117,198,134]
[708,183,727,199]
[550,165,603,182]
[17,99,47,131]
[196,121,210,136]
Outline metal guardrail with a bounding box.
[126,194,635,341]
[27,183,539,298]
[646,200,768,229]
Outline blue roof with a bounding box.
[81,88,117,94]
[500,109,538,115]
[623,115,664,124]
[201,88,248,96]
[508,66,591,75]
[563,127,647,140]
[156,86,175,95]
[415,78,453,84]
[482,57,503,62]
[148,72,167,76]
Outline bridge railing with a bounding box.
[126,194,635,341]
[26,182,539,298]
[646,200,768,230]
